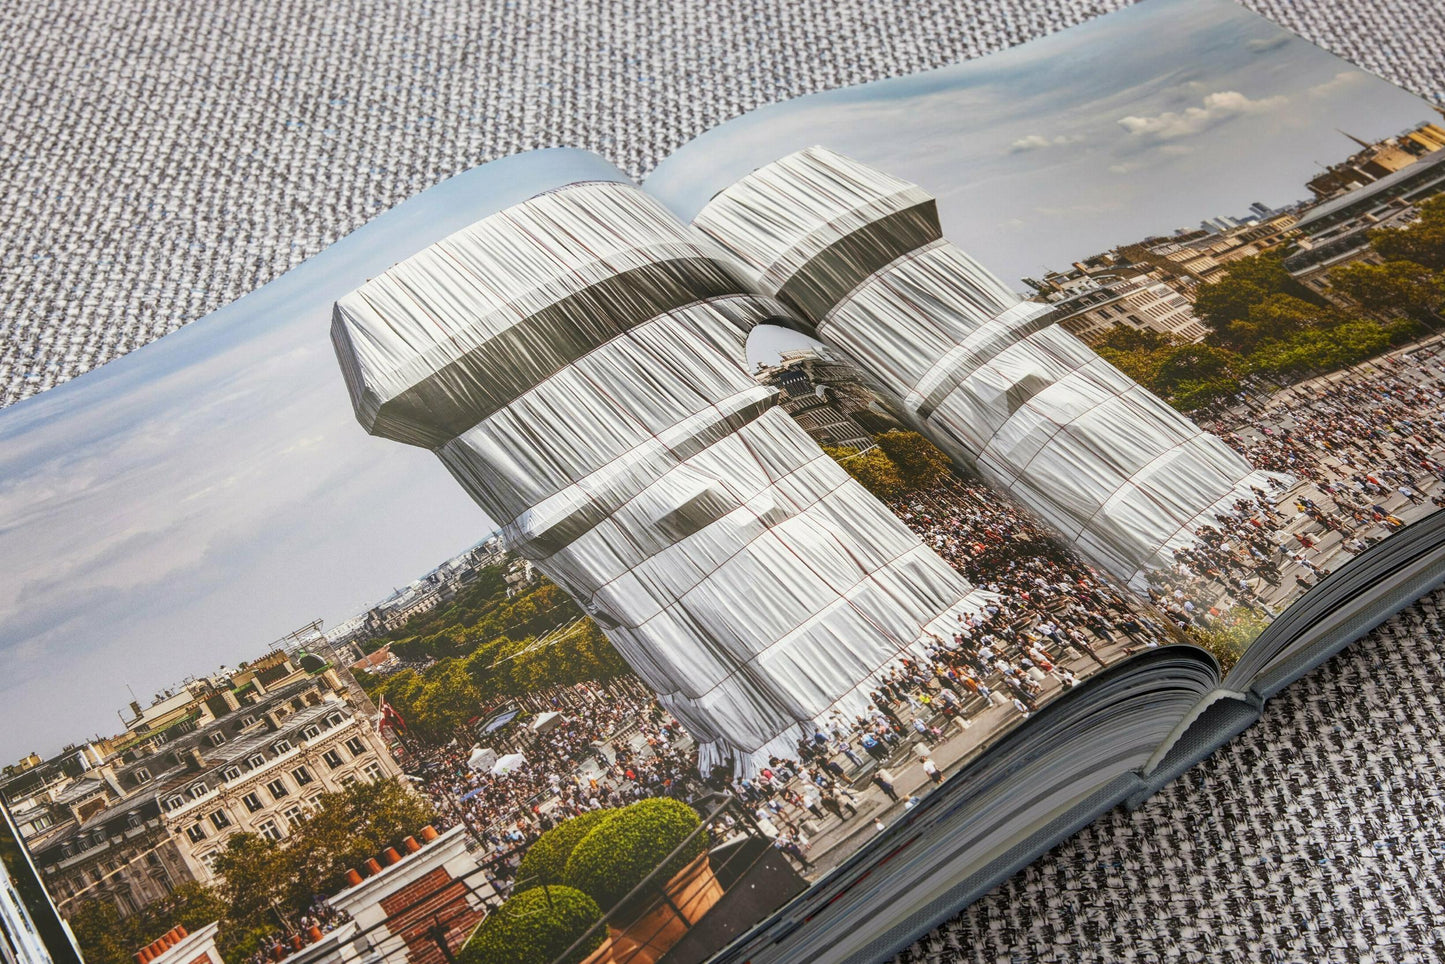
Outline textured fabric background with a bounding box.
[1,0,1443,960]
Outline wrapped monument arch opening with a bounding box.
[692,146,1291,587]
[330,180,994,776]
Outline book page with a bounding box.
[1,1,1443,964]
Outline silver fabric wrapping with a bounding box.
[331,180,993,773]
[693,147,1287,585]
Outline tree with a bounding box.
[1248,320,1395,378]
[213,833,294,944]
[1235,294,1336,352]
[1151,344,1242,411]
[411,659,485,742]
[1094,327,1178,389]
[67,886,224,964]
[1191,609,1270,673]
[1368,195,1445,271]
[822,444,906,501]
[209,780,434,959]
[1329,259,1445,328]
[1195,254,1320,340]
[874,430,952,492]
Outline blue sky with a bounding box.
[0,0,1436,762]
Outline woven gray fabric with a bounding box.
[1,0,1443,961]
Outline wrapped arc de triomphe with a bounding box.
[332,148,1283,771]
[693,147,1285,586]
[330,180,995,774]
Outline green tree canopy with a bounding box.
[1151,343,1243,410]
[1329,259,1445,327]
[1368,195,1445,271]
[210,779,435,960]
[874,430,953,491]
[822,444,907,501]
[68,883,227,964]
[1195,254,1320,340]
[1094,327,1178,389]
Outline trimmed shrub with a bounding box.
[516,808,615,888]
[458,886,603,964]
[564,799,708,914]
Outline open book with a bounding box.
[4,1,1445,963]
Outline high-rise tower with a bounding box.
[694,147,1283,584]
[332,180,992,773]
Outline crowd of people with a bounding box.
[391,344,1445,887]
[393,473,1183,882]
[404,680,708,889]
[1145,342,1445,637]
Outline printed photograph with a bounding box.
[3,1,1443,964]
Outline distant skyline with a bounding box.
[0,0,1438,763]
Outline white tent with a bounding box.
[531,711,564,734]
[467,747,498,771]
[491,752,528,776]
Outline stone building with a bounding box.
[16,659,400,920]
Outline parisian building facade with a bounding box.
[7,656,399,920]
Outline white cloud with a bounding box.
[1010,134,1053,152]
[1008,133,1084,153]
[1117,90,1288,141]
[1308,71,1365,98]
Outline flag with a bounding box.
[379,696,408,734]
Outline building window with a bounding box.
[188,783,208,799]
[222,766,242,782]
[256,820,283,842]
[302,725,321,740]
[186,824,207,843]
[209,810,232,831]
[200,851,220,874]
[266,779,289,801]
[337,773,359,788]
[325,713,344,727]
[240,714,256,727]
[362,762,383,782]
[344,737,366,757]
[322,749,345,769]
[242,792,263,813]
[126,813,141,830]
[209,732,226,746]
[247,754,267,769]
[134,768,151,785]
[167,795,185,810]
[281,805,305,827]
[273,740,292,754]
[292,766,314,786]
